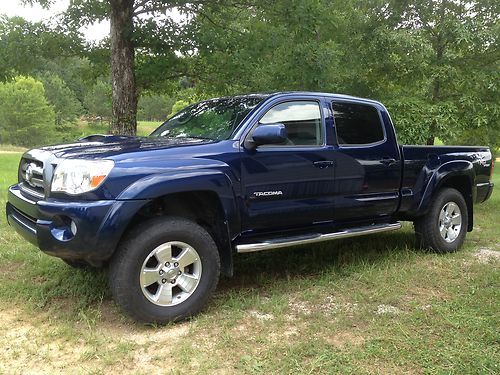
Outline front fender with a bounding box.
[116,169,240,239]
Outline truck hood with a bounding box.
[41,135,213,159]
[33,134,235,200]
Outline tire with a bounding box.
[414,188,468,253]
[109,216,220,324]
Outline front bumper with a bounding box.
[6,184,149,266]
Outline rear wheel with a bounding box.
[414,188,468,253]
[109,217,220,324]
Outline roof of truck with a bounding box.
[209,91,384,107]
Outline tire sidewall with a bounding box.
[112,218,220,323]
[430,189,468,253]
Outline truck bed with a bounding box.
[399,145,493,216]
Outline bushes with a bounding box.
[0,76,57,147]
[0,76,178,148]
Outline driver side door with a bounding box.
[239,99,335,234]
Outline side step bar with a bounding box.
[236,222,402,253]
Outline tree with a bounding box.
[27,0,254,135]
[0,16,84,81]
[191,0,499,148]
[138,94,174,121]
[38,72,83,125]
[0,16,100,126]
[59,0,194,135]
[84,80,112,121]
[371,0,500,145]
[0,76,56,147]
[171,99,191,115]
[40,56,99,104]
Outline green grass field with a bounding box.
[0,152,498,374]
[73,120,162,137]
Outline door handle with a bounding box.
[380,157,397,166]
[313,160,334,168]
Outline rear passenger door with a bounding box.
[329,100,401,223]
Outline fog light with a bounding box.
[50,216,77,241]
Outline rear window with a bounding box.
[332,102,384,145]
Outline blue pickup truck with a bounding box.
[6,92,494,323]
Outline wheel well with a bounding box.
[439,175,473,231]
[123,191,233,276]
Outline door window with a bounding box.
[258,101,323,146]
[332,102,384,145]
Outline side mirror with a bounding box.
[245,123,287,150]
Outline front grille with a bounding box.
[19,157,46,197]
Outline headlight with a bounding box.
[51,159,114,195]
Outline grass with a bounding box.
[0,144,27,152]
[0,151,498,374]
[69,120,161,138]
[136,121,162,136]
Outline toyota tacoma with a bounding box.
[6,92,495,323]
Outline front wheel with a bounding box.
[109,217,220,324]
[414,188,468,253]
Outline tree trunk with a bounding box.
[109,0,137,135]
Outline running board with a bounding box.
[236,222,402,253]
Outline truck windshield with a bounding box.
[150,96,265,140]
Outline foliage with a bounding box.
[137,94,175,121]
[38,72,83,125]
[39,57,99,103]
[171,99,191,116]
[0,16,83,81]
[83,80,112,121]
[192,0,499,148]
[0,16,108,126]
[376,0,499,146]
[0,76,56,147]
[1,1,498,148]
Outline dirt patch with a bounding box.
[288,298,313,315]
[375,304,401,315]
[0,261,25,281]
[472,248,500,264]
[288,295,361,319]
[0,307,87,374]
[325,330,365,348]
[248,310,274,321]
[321,296,359,316]
[0,303,195,374]
[361,360,423,375]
